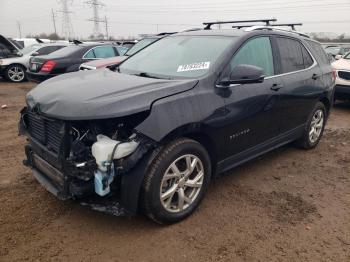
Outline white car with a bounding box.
[0,36,67,82]
[332,52,350,101]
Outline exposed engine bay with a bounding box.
[20,107,156,214]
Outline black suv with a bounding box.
[19,21,334,224]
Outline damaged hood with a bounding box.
[26,69,198,120]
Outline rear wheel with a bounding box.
[5,64,26,82]
[295,102,326,149]
[142,138,211,224]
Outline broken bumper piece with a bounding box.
[24,146,130,217]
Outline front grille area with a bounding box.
[338,71,350,81]
[27,111,65,154]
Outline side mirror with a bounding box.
[31,51,39,56]
[218,64,265,87]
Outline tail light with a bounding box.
[40,60,56,73]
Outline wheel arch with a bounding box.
[159,124,218,175]
[319,96,331,114]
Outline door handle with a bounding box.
[271,83,283,91]
[312,74,320,80]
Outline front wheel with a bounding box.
[295,102,327,149]
[142,138,211,224]
[5,64,26,82]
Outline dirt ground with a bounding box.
[0,80,349,262]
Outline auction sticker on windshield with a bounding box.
[177,62,210,72]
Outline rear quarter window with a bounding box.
[276,37,305,73]
[305,40,330,65]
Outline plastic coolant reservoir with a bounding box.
[92,134,139,172]
[92,134,139,196]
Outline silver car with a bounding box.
[0,37,67,82]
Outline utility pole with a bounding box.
[17,21,22,38]
[58,0,74,40]
[104,15,109,39]
[51,9,57,35]
[86,0,105,39]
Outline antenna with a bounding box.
[86,0,105,39]
[58,0,74,40]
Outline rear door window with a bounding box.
[276,37,306,73]
[230,36,274,76]
[92,45,116,58]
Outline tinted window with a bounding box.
[37,46,64,55]
[230,37,274,76]
[301,45,314,68]
[93,45,116,58]
[116,46,128,56]
[277,37,305,73]
[84,49,95,58]
[305,40,330,65]
[49,45,83,57]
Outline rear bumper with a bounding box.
[26,71,58,83]
[334,84,350,100]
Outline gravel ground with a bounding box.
[0,80,349,262]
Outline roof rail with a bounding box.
[245,26,310,38]
[233,23,303,30]
[203,18,277,30]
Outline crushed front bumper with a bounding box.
[23,144,129,216]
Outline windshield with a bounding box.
[125,38,158,56]
[119,36,236,78]
[21,44,41,55]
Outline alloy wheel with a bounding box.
[309,109,324,143]
[8,66,25,82]
[160,154,204,213]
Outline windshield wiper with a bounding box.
[133,72,173,80]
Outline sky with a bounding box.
[0,0,349,39]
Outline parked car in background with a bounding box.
[0,35,21,59]
[27,43,125,82]
[13,38,50,48]
[20,22,334,224]
[0,40,67,82]
[325,45,350,60]
[332,51,350,100]
[79,35,169,70]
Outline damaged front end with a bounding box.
[19,107,156,216]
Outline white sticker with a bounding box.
[177,62,210,72]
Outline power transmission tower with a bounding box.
[17,21,22,38]
[51,9,57,35]
[86,0,105,39]
[104,15,109,39]
[58,0,74,40]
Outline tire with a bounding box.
[295,102,327,149]
[142,138,211,224]
[5,64,26,82]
